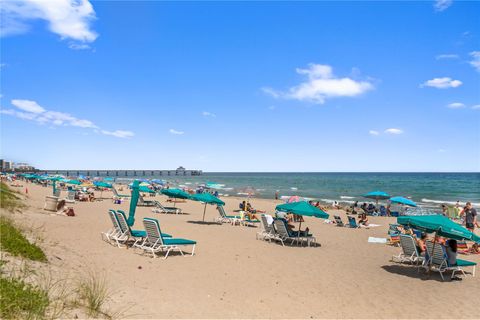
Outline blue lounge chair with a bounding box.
[141,218,196,259]
[347,216,359,228]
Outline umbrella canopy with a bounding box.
[363,190,390,200]
[276,201,329,219]
[151,179,164,185]
[190,193,225,222]
[66,179,82,185]
[398,215,480,243]
[139,186,155,193]
[94,181,113,188]
[103,177,115,182]
[161,188,190,199]
[287,195,300,203]
[390,196,417,207]
[127,180,140,226]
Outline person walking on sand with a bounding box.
[462,202,477,231]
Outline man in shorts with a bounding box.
[464,202,477,231]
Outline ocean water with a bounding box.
[117,172,480,208]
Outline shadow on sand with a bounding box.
[187,220,222,226]
[381,264,458,282]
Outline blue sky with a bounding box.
[1,0,479,172]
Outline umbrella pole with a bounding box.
[297,219,302,246]
[202,203,207,222]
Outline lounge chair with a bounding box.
[215,205,240,224]
[101,210,123,244]
[273,219,316,247]
[114,211,171,248]
[392,234,424,265]
[333,215,344,227]
[424,241,477,280]
[138,194,156,207]
[347,216,359,228]
[257,215,281,242]
[112,187,131,199]
[151,201,182,214]
[140,218,196,259]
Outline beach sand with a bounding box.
[3,182,480,319]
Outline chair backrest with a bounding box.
[399,234,419,257]
[112,188,119,197]
[138,194,145,204]
[273,219,290,238]
[334,215,344,226]
[380,206,386,215]
[217,205,227,218]
[143,218,165,246]
[348,216,358,228]
[115,211,132,236]
[108,210,121,232]
[388,224,400,235]
[261,215,274,234]
[425,241,447,268]
[67,190,76,200]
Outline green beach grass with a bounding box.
[0,277,49,320]
[0,182,26,212]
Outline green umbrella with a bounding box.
[397,215,480,242]
[127,180,140,227]
[276,201,329,241]
[94,181,113,188]
[161,188,191,207]
[138,186,155,193]
[66,179,82,185]
[190,193,225,222]
[398,214,480,273]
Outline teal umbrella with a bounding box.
[390,196,417,207]
[190,193,225,221]
[161,188,190,207]
[127,180,140,226]
[398,215,480,243]
[104,177,115,182]
[94,181,113,188]
[276,201,329,240]
[363,190,390,208]
[66,179,82,185]
[48,176,63,196]
[139,186,156,193]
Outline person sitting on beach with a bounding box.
[88,192,95,202]
[367,203,375,214]
[246,202,266,214]
[239,201,246,211]
[358,212,369,226]
[276,218,309,237]
[415,233,427,255]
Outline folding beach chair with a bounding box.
[273,219,316,247]
[347,216,359,228]
[333,215,344,227]
[138,194,156,207]
[425,241,477,280]
[152,201,182,214]
[257,215,281,242]
[215,205,240,224]
[392,234,424,265]
[101,210,123,244]
[140,218,196,259]
[114,211,171,248]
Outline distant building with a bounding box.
[3,161,13,171]
[176,166,186,176]
[14,163,36,172]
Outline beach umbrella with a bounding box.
[161,188,190,207]
[287,195,300,203]
[151,179,164,185]
[390,196,417,207]
[127,180,140,226]
[94,181,113,198]
[104,177,115,182]
[363,190,390,209]
[190,193,225,222]
[66,179,82,185]
[398,215,480,243]
[276,201,329,240]
[139,186,155,193]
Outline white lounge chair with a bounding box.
[151,201,182,214]
[101,210,122,244]
[273,219,316,247]
[424,241,477,280]
[257,215,282,242]
[392,234,424,265]
[215,205,240,224]
[140,218,196,259]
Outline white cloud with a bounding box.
[11,99,45,113]
[369,130,379,136]
[472,105,480,110]
[100,130,134,139]
[68,43,91,50]
[1,0,98,44]
[202,111,216,118]
[384,128,403,135]
[3,98,133,137]
[434,0,453,12]
[263,63,374,104]
[469,51,480,72]
[447,102,465,109]
[421,77,462,89]
[435,54,459,60]
[169,129,184,135]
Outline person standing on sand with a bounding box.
[462,202,477,231]
[275,191,279,200]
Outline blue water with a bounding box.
[118,172,480,208]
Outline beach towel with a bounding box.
[368,237,387,244]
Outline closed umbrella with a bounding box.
[127,180,140,226]
[275,201,329,242]
[190,193,225,222]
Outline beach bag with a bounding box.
[65,208,75,217]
